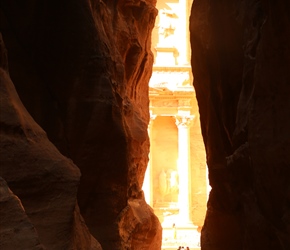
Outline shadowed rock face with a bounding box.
[0,177,44,250]
[0,34,101,250]
[190,1,290,249]
[0,0,161,249]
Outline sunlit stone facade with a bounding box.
[142,0,208,248]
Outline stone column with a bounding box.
[175,115,193,224]
[143,114,156,206]
[176,0,188,65]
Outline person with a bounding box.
[173,223,177,239]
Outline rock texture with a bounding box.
[0,0,161,249]
[0,177,44,250]
[190,1,290,249]
[0,35,101,250]
[119,198,162,249]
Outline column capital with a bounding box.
[149,114,157,127]
[175,115,194,127]
[150,114,157,121]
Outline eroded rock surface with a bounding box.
[190,1,290,249]
[0,34,101,250]
[0,177,44,250]
[119,198,162,250]
[0,0,161,249]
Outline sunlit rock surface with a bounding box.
[119,198,162,249]
[0,0,161,249]
[190,1,290,249]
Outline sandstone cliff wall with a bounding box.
[0,0,161,249]
[190,1,290,249]
[0,34,101,249]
